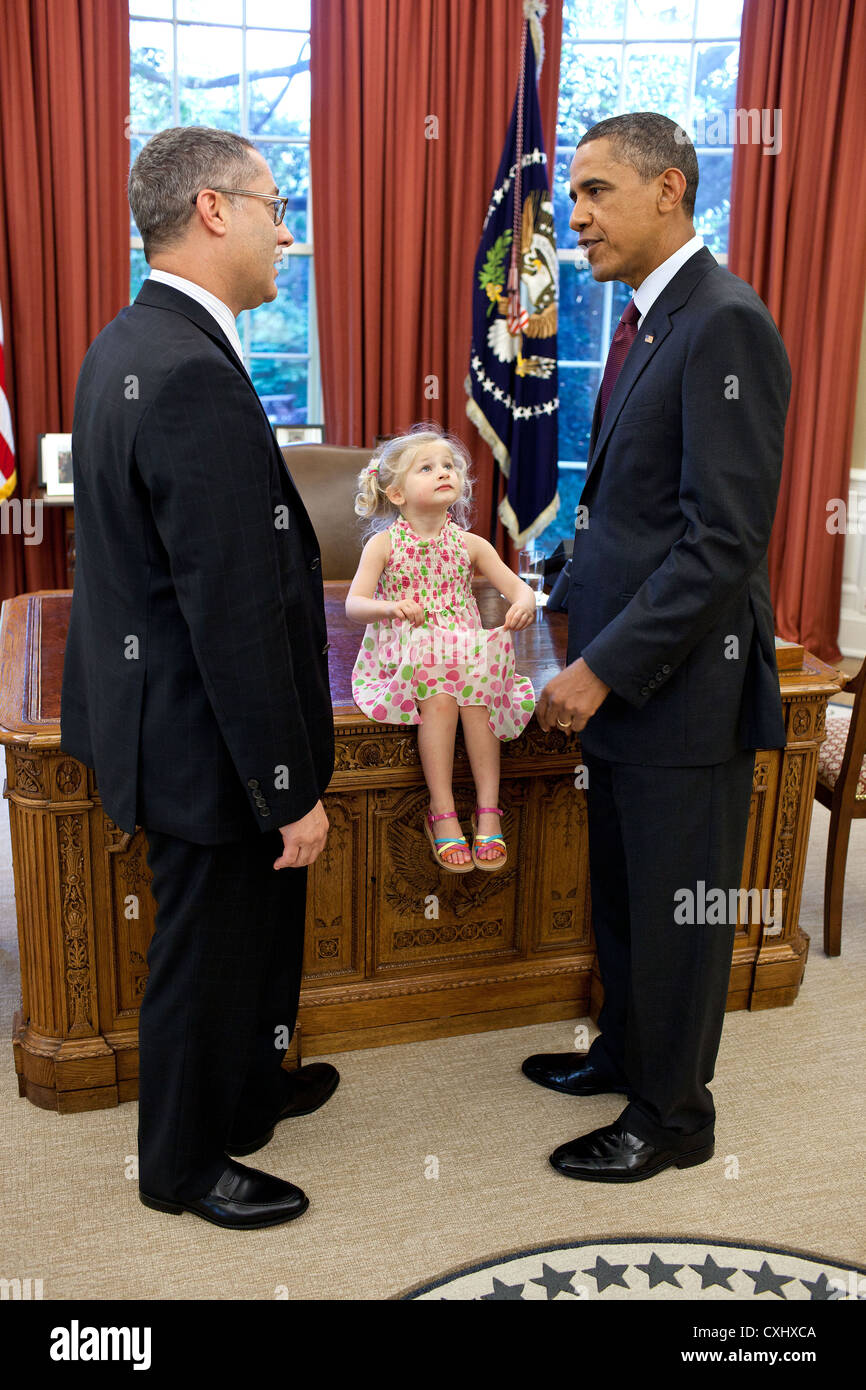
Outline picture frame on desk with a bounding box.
[37,433,74,500]
[275,425,324,446]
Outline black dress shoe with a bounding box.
[522,1052,632,1097]
[549,1120,714,1183]
[139,1158,309,1229]
[225,1062,340,1157]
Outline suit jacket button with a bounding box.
[648,678,657,689]
[656,669,664,679]
[310,557,320,570]
[663,664,671,673]
[260,808,271,817]
[640,685,649,696]
[247,779,260,789]
[322,641,331,653]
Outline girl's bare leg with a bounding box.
[417,693,470,866]
[458,704,503,861]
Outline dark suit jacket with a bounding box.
[566,246,790,765]
[60,279,335,843]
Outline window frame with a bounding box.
[555,1,741,476]
[128,2,321,426]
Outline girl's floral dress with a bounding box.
[351,514,535,740]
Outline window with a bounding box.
[128,0,320,426]
[539,0,743,549]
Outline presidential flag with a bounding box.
[465,2,559,548]
[0,296,15,502]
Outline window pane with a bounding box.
[555,0,739,493]
[131,248,149,304]
[696,0,743,37]
[559,263,607,362]
[610,278,633,322]
[624,43,691,120]
[177,24,242,127]
[130,20,174,129]
[254,141,310,242]
[177,0,242,22]
[558,367,599,462]
[552,148,576,248]
[557,44,621,142]
[130,2,172,18]
[626,0,693,39]
[693,42,739,125]
[242,256,310,355]
[536,467,587,550]
[563,0,625,41]
[694,150,732,253]
[129,135,146,241]
[249,358,309,425]
[246,29,311,138]
[246,0,311,28]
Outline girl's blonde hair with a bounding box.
[353,423,474,542]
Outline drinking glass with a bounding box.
[518,546,547,619]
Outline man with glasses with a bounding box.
[61,126,338,1229]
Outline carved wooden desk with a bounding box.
[0,587,843,1112]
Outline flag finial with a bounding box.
[523,0,546,75]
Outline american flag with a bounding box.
[465,5,559,548]
[0,297,16,502]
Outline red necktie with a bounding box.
[599,298,640,420]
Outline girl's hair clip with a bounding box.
[365,458,381,476]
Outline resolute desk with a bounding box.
[0,586,843,1112]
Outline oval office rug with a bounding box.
[398,1237,866,1300]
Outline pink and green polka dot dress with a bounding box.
[351,514,535,740]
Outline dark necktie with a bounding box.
[599,298,640,420]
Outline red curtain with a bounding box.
[728,0,866,663]
[0,0,130,603]
[310,0,562,557]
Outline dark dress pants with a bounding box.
[581,748,756,1150]
[138,822,308,1201]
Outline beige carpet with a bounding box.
[1,740,864,1301]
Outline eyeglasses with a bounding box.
[192,188,289,226]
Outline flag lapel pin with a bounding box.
[644,334,654,343]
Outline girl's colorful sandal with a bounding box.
[470,806,507,872]
[425,809,474,874]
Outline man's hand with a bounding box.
[536,657,611,733]
[275,800,329,869]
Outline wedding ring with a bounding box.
[556,717,573,729]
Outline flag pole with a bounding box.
[492,10,528,547]
[488,464,499,545]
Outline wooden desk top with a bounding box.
[0,586,847,748]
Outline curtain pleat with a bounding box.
[728,0,866,662]
[310,0,562,557]
[0,0,129,604]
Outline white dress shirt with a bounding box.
[147,267,246,370]
[631,233,706,328]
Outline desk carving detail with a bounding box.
[0,588,844,1111]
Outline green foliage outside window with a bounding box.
[538,0,743,552]
[129,11,313,424]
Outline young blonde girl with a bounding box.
[346,425,537,873]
